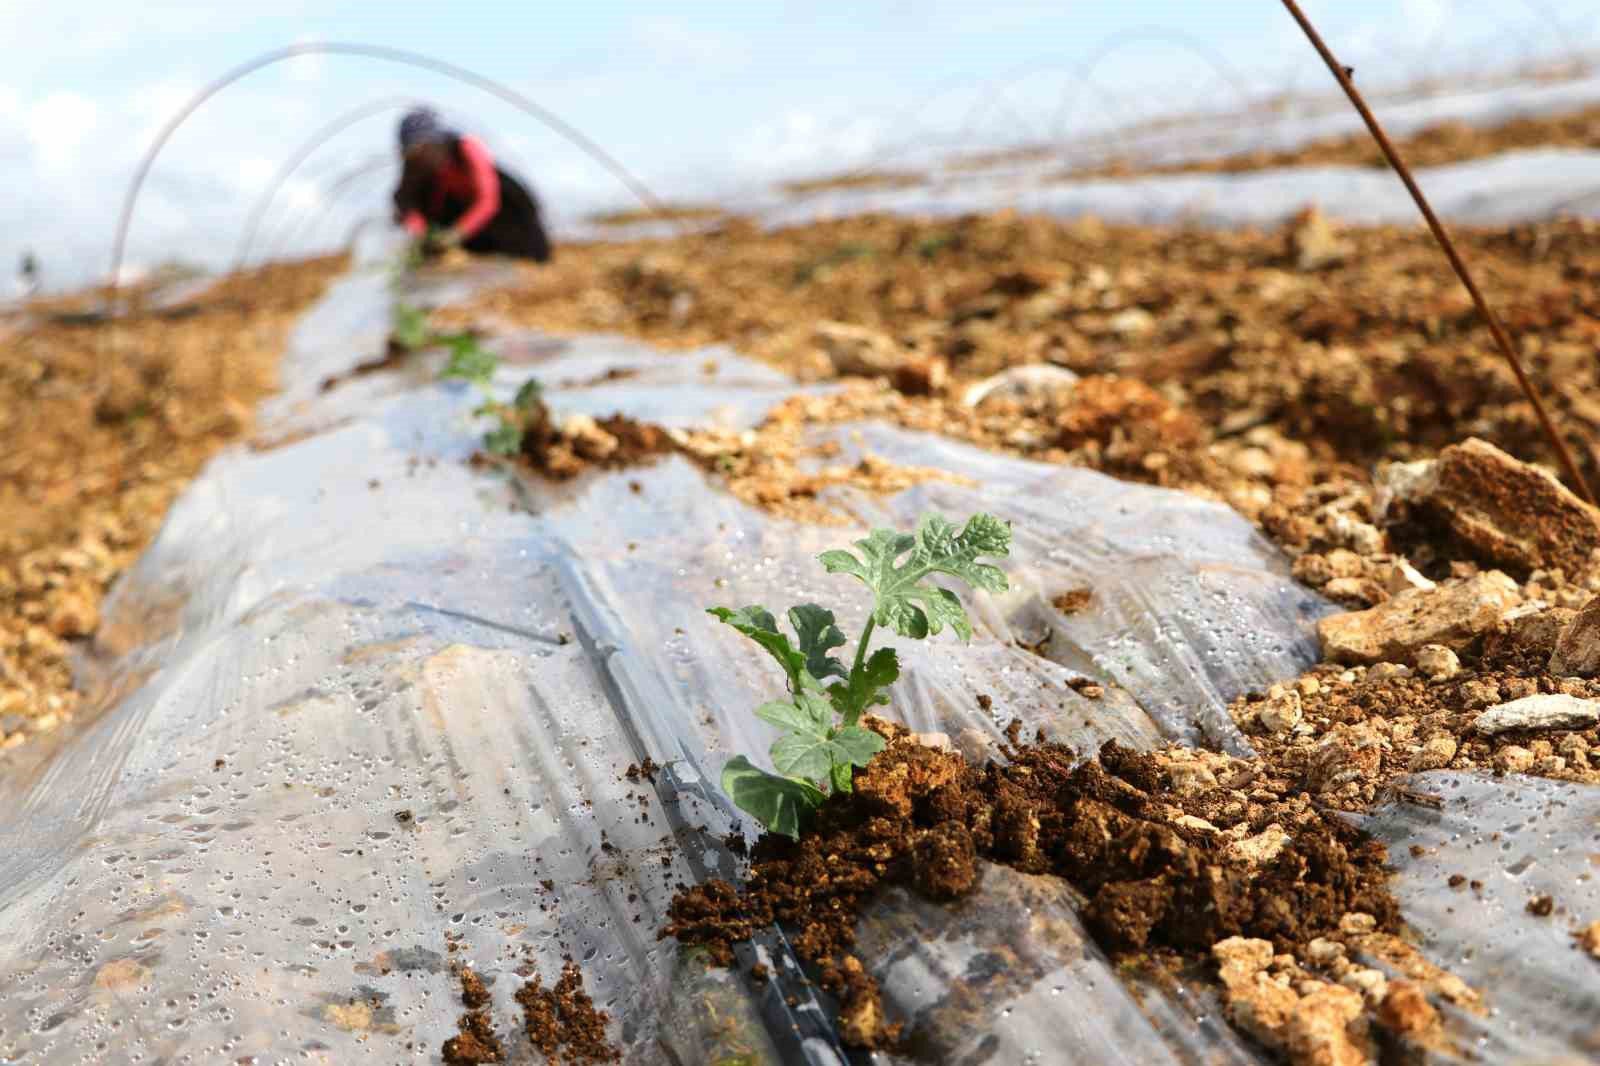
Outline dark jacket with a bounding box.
[393,137,552,263]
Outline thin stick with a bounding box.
[1278,0,1596,506]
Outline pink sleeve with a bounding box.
[402,211,427,237]
[453,135,501,239]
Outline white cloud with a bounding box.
[735,108,888,179]
[26,92,98,170]
[629,15,750,68]
[237,156,278,194]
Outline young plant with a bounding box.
[390,302,432,352]
[438,332,498,387]
[420,319,545,456]
[477,378,546,456]
[712,511,1011,838]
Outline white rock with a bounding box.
[1107,307,1154,337]
[1257,687,1304,734]
[1373,459,1437,522]
[1327,513,1384,556]
[1384,559,1437,594]
[1473,694,1600,736]
[1366,662,1412,682]
[1228,824,1290,866]
[1414,645,1461,681]
[961,364,1080,408]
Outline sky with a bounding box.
[2,0,1597,290]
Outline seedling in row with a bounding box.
[712,511,1011,838]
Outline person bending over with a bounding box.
[392,107,552,262]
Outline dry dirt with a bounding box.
[665,719,1407,1052]
[0,257,345,758]
[432,207,1600,515]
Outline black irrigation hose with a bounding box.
[108,40,671,307]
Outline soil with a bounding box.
[624,756,660,782]
[520,411,678,480]
[513,960,620,1065]
[663,718,1401,1049]
[0,256,346,760]
[1230,590,1600,810]
[439,959,619,1065]
[469,389,679,482]
[432,207,1600,531]
[442,968,505,1064]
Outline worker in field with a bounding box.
[392,107,552,263]
[19,250,39,298]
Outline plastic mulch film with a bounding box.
[0,258,1328,1064]
[1360,771,1600,1064]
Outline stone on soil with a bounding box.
[812,321,904,378]
[1473,694,1600,736]
[1550,593,1600,677]
[1317,571,1520,666]
[961,363,1079,408]
[1413,645,1460,681]
[1377,438,1600,577]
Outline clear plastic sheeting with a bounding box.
[750,148,1600,233]
[1362,771,1600,1065]
[854,864,1269,1065]
[0,259,1325,1064]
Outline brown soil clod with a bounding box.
[442,967,505,1065]
[513,959,620,1065]
[662,723,1402,1049]
[624,756,660,783]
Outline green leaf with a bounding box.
[828,647,899,725]
[391,304,431,350]
[770,732,835,782]
[770,723,886,783]
[708,606,823,694]
[439,334,498,385]
[830,725,887,766]
[830,761,854,793]
[721,756,824,839]
[787,605,847,681]
[484,423,523,456]
[514,378,544,410]
[820,512,1011,641]
[753,692,831,738]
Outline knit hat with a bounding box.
[398,108,452,150]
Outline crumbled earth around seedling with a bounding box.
[470,392,680,481]
[663,719,1402,1050]
[0,256,345,758]
[474,374,960,521]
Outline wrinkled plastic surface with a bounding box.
[581,75,1600,243]
[1362,771,1600,1064]
[746,148,1600,232]
[0,252,1325,1064]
